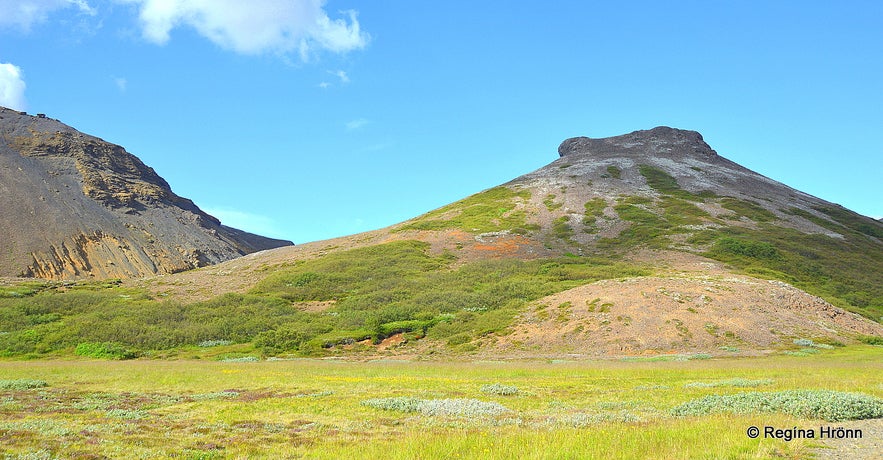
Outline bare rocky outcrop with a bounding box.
[0,106,292,279]
[495,273,883,357]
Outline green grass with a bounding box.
[0,346,879,458]
[720,197,776,222]
[813,204,883,239]
[582,198,606,230]
[606,165,622,179]
[638,164,717,201]
[0,241,648,358]
[543,194,562,211]
[399,186,531,233]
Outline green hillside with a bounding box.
[0,242,646,358]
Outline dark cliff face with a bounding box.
[0,107,292,279]
[558,126,717,160]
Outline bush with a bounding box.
[714,237,780,260]
[671,390,883,421]
[197,340,232,347]
[559,411,639,426]
[857,335,883,345]
[192,391,240,400]
[683,378,773,389]
[361,397,421,413]
[220,356,259,363]
[0,379,48,390]
[75,342,138,360]
[362,397,511,417]
[480,383,519,396]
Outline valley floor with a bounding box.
[1,346,881,459]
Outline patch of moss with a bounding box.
[606,165,622,179]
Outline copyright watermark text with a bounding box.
[746,425,863,442]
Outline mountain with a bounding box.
[116,126,882,358]
[1,123,880,358]
[0,107,292,279]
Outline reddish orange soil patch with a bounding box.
[473,235,532,256]
[376,333,407,350]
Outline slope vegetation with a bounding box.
[1,126,881,359]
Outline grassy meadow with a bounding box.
[1,345,881,459]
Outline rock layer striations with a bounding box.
[0,107,292,279]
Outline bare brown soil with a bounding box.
[492,274,882,358]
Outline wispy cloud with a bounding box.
[202,206,289,240]
[113,76,127,92]
[120,0,369,59]
[345,118,368,131]
[318,81,330,89]
[0,62,27,111]
[330,69,349,83]
[0,0,95,31]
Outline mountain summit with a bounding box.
[0,107,292,279]
[1,122,880,358]
[131,126,881,357]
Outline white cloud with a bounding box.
[330,69,349,83]
[318,81,330,89]
[345,118,368,131]
[0,62,27,111]
[113,76,127,92]
[0,0,94,31]
[202,206,289,240]
[121,0,368,58]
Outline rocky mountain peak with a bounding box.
[558,126,717,160]
[0,107,292,279]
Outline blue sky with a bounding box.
[2,1,881,243]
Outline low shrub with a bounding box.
[559,410,640,426]
[671,390,883,421]
[0,379,48,390]
[192,391,240,400]
[361,397,421,413]
[857,335,883,346]
[684,378,773,388]
[361,397,510,417]
[220,356,259,363]
[74,342,138,360]
[197,340,232,347]
[480,383,519,396]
